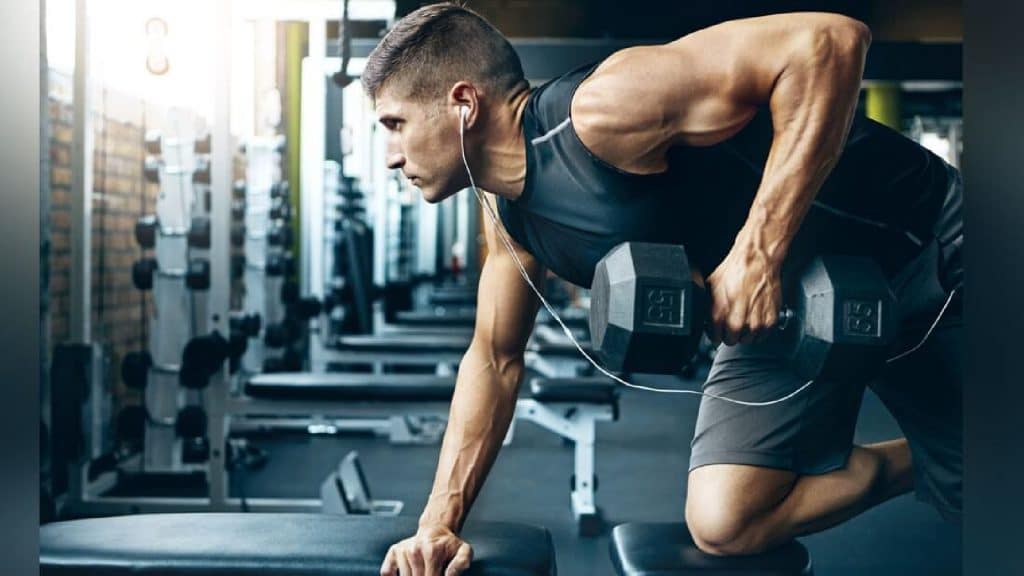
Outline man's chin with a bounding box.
[420,186,454,204]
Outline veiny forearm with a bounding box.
[741,24,870,264]
[418,344,524,532]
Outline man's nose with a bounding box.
[386,152,405,170]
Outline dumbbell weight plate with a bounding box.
[143,155,161,183]
[188,216,211,249]
[192,156,211,184]
[589,242,706,374]
[134,215,157,249]
[179,331,230,389]
[132,258,157,291]
[784,255,896,382]
[175,405,207,438]
[120,351,152,390]
[185,259,210,291]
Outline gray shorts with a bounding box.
[690,165,963,521]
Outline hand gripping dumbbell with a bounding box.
[588,242,897,382]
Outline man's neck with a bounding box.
[471,88,531,201]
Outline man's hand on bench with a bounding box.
[381,523,473,576]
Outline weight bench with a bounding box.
[510,377,618,535]
[395,306,477,327]
[40,513,555,575]
[610,523,813,575]
[236,373,457,443]
[239,373,619,535]
[316,330,593,378]
[393,306,591,330]
[428,284,478,305]
[526,325,594,377]
[314,333,470,372]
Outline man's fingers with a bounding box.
[396,549,415,576]
[421,545,442,576]
[724,313,747,346]
[380,547,398,576]
[708,319,722,345]
[709,305,727,345]
[408,545,427,576]
[444,543,473,576]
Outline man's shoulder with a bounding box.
[528,62,602,123]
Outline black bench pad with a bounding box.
[610,522,812,575]
[527,339,593,357]
[40,513,555,575]
[337,334,470,353]
[337,332,591,358]
[247,374,618,405]
[245,373,457,401]
[395,308,477,326]
[529,377,617,404]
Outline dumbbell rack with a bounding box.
[238,136,290,374]
[136,114,213,474]
[308,162,377,372]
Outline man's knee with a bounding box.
[685,499,756,556]
[685,464,795,556]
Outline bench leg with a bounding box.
[514,400,610,536]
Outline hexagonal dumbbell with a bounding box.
[589,242,896,382]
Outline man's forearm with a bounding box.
[739,22,870,264]
[418,345,523,532]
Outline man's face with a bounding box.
[375,90,465,204]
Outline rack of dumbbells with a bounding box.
[229,178,261,378]
[329,166,374,336]
[124,120,224,478]
[308,162,380,372]
[237,136,320,375]
[382,172,417,324]
[49,112,234,519]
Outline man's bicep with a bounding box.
[473,250,543,359]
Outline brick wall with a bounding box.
[47,89,251,403]
[47,96,157,400]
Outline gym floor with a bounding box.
[236,369,961,576]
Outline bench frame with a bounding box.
[64,375,616,537]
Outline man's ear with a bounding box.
[448,81,479,128]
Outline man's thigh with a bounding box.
[690,341,866,477]
[872,233,964,521]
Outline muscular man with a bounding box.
[367,4,963,575]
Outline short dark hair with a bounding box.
[362,2,527,103]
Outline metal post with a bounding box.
[301,19,327,296]
[70,0,93,342]
[206,0,233,509]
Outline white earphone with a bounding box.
[459,105,469,125]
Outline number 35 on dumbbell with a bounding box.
[588,242,897,382]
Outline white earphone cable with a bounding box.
[456,107,954,405]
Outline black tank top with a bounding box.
[497,62,955,289]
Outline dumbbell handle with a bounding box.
[705,301,795,331]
